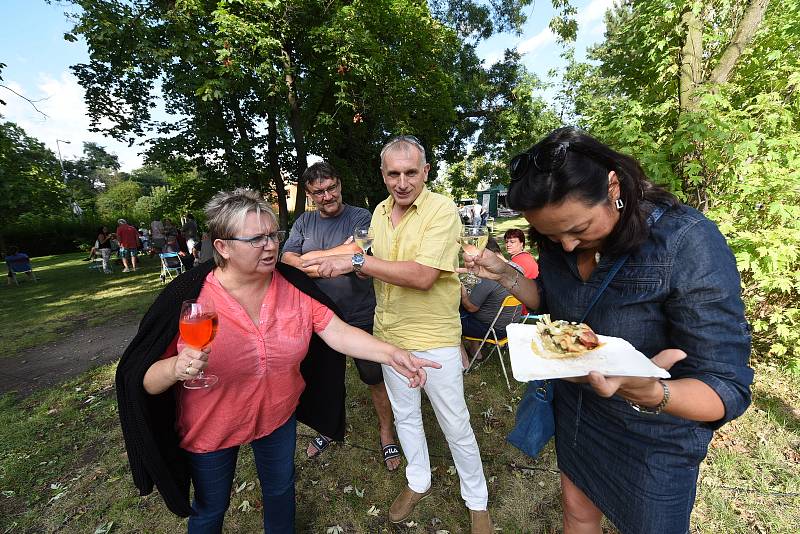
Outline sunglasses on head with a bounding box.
[509,141,571,182]
[384,134,424,152]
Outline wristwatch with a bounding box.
[351,252,365,274]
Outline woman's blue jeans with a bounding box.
[186,415,296,533]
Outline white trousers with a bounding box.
[382,346,488,510]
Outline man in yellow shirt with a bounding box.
[304,136,492,533]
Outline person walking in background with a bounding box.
[468,200,483,227]
[503,228,538,280]
[303,136,493,533]
[116,219,140,273]
[281,161,403,471]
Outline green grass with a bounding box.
[0,252,163,357]
[1,358,797,532]
[0,247,798,533]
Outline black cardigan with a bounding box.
[116,261,346,517]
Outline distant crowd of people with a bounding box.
[115,129,751,534]
[83,214,207,274]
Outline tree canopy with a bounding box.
[59,0,557,225]
[553,0,800,368]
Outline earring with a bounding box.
[615,198,624,210]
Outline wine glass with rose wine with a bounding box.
[354,226,375,253]
[459,225,488,292]
[179,299,219,389]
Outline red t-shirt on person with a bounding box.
[116,224,140,249]
[511,251,539,279]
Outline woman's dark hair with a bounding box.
[97,226,107,235]
[503,228,526,247]
[302,161,340,190]
[485,237,502,254]
[507,127,677,256]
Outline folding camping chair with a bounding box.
[159,252,185,284]
[464,295,524,389]
[6,255,38,285]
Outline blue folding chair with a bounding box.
[159,252,185,284]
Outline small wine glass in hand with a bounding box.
[354,226,375,253]
[459,225,488,291]
[179,299,219,389]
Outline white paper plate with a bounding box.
[506,323,671,382]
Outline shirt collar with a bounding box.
[379,186,430,215]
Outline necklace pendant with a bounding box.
[594,252,601,264]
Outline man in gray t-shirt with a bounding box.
[281,161,402,471]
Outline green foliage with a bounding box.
[128,165,168,194]
[63,0,559,219]
[0,121,69,230]
[2,214,106,256]
[95,180,143,221]
[62,141,124,216]
[133,185,170,223]
[557,0,800,368]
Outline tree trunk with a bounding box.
[707,0,770,86]
[214,101,242,182]
[679,8,703,112]
[230,98,262,190]
[282,44,309,218]
[268,111,289,231]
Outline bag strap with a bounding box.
[578,205,666,323]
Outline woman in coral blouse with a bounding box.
[124,189,438,534]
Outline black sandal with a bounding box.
[308,434,333,458]
[382,442,402,470]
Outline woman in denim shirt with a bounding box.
[465,127,753,534]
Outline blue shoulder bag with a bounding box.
[506,207,665,458]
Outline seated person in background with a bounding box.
[459,238,517,365]
[5,246,36,284]
[164,233,180,253]
[165,231,194,270]
[503,228,539,279]
[175,230,195,270]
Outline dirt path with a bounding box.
[0,314,141,398]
